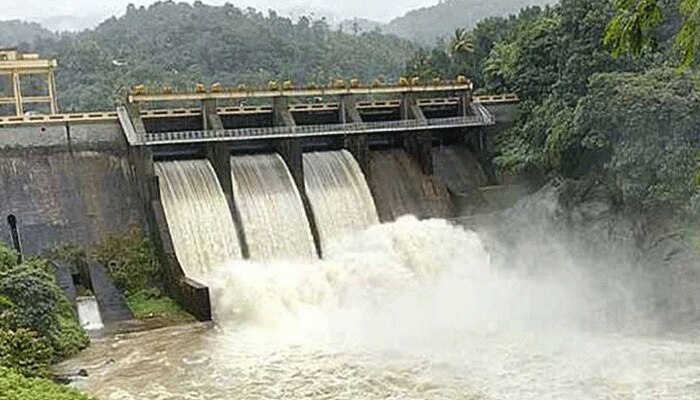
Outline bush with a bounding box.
[0,245,18,273]
[0,248,89,363]
[0,366,94,400]
[52,314,89,360]
[92,227,162,296]
[0,261,61,338]
[0,328,53,378]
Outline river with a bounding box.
[58,217,700,399]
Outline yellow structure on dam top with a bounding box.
[127,76,475,104]
[0,49,59,116]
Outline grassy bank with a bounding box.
[126,292,195,325]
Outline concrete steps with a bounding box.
[53,261,77,306]
[88,263,132,324]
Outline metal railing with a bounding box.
[139,105,495,146]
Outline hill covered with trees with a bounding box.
[385,0,556,44]
[6,1,415,111]
[0,20,56,48]
[405,0,698,218]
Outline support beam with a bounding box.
[12,72,22,116]
[47,71,58,114]
[207,142,250,259]
[202,99,223,131]
[340,95,370,176]
[401,95,433,175]
[457,89,472,117]
[273,97,296,127]
[126,103,147,136]
[273,97,323,258]
[272,98,302,187]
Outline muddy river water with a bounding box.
[59,218,700,399]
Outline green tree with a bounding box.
[605,0,699,67]
[28,2,416,111]
[448,28,477,58]
[572,69,700,212]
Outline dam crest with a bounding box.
[0,69,518,320]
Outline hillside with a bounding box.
[0,20,56,48]
[386,0,557,44]
[26,2,414,111]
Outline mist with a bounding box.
[4,0,438,31]
[58,200,700,399]
[190,208,698,399]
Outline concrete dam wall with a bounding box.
[0,101,513,321]
[367,150,453,222]
[0,121,143,254]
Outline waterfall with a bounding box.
[231,154,316,262]
[76,296,104,331]
[303,150,378,253]
[155,160,242,280]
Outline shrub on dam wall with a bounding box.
[91,227,163,297]
[0,244,89,378]
[88,228,194,324]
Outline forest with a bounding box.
[384,0,557,44]
[1,2,415,111]
[406,0,699,220]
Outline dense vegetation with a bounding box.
[0,367,93,400]
[1,1,415,112]
[91,228,194,324]
[0,20,56,48]
[0,244,91,400]
[385,0,557,44]
[0,245,89,378]
[605,0,700,68]
[406,0,699,218]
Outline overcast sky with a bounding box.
[4,0,440,29]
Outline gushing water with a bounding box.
[303,150,379,253]
[76,296,104,331]
[65,156,700,399]
[231,154,316,262]
[60,217,700,400]
[155,160,242,279]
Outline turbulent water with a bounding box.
[76,296,104,331]
[60,217,700,400]
[155,159,242,278]
[303,150,379,253]
[231,154,316,262]
[61,152,700,400]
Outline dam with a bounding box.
[5,52,699,400]
[0,51,520,320]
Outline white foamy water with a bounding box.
[231,153,317,262]
[155,159,242,278]
[76,296,104,331]
[59,217,700,400]
[303,150,379,254]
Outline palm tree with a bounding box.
[448,28,476,58]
